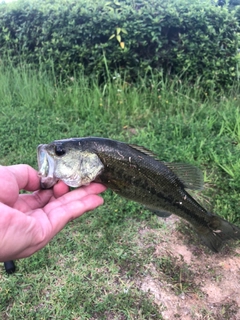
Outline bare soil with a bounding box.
[140,216,240,320]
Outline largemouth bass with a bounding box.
[37,137,240,252]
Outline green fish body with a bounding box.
[37,137,240,252]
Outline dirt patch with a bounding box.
[140,216,240,319]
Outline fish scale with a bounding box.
[96,145,208,225]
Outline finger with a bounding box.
[53,181,69,198]
[45,194,105,234]
[6,165,41,191]
[15,189,54,212]
[44,182,106,214]
[0,165,40,206]
[53,182,106,199]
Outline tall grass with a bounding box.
[0,63,240,319]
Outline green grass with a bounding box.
[0,63,240,319]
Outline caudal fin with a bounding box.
[197,215,240,252]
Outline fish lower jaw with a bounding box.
[40,175,58,189]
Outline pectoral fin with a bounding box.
[145,207,172,218]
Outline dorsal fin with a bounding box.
[162,162,204,191]
[129,144,158,159]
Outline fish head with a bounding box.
[37,139,104,189]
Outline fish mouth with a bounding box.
[37,144,58,189]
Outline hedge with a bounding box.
[0,0,239,87]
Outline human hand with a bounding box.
[0,165,106,261]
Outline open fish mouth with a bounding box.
[37,144,58,189]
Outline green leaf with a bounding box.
[109,34,115,40]
[116,34,121,43]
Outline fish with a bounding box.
[37,137,240,252]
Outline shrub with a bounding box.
[0,0,239,88]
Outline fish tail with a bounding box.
[197,215,240,252]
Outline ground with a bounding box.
[139,216,240,320]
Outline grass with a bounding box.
[0,63,240,319]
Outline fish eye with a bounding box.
[55,145,66,156]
